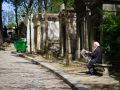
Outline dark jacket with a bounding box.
[86,46,102,64]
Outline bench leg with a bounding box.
[102,68,109,77]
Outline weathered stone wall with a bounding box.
[30,13,59,54]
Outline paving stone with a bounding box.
[23,53,120,90]
[0,51,72,90]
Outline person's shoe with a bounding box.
[89,68,95,75]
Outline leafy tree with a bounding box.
[101,12,120,56]
[48,0,74,13]
[10,0,24,28]
[40,0,49,55]
[49,0,63,13]
[7,23,16,29]
[64,0,73,9]
[22,0,34,14]
[0,0,13,44]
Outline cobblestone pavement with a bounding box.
[22,53,120,90]
[0,51,72,90]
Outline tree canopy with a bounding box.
[49,0,74,13]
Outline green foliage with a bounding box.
[101,12,120,55]
[67,0,74,8]
[7,23,16,29]
[48,0,63,13]
[48,0,74,13]
[10,0,24,6]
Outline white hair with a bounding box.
[94,41,100,46]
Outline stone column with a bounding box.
[32,14,42,53]
[34,26,37,52]
[76,33,81,60]
[37,25,41,51]
[84,16,89,50]
[66,16,72,65]
[59,18,64,57]
[75,16,82,60]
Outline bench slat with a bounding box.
[94,64,112,67]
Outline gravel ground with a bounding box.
[0,51,72,90]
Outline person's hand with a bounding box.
[85,50,91,53]
[85,50,89,53]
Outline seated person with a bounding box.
[85,41,102,75]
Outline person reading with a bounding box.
[85,41,102,75]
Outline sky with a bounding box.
[2,2,15,25]
[2,2,14,12]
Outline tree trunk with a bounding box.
[75,14,82,60]
[37,25,41,51]
[66,16,72,66]
[29,15,32,53]
[84,17,89,50]
[43,0,48,55]
[44,10,48,55]
[59,20,64,57]
[41,20,45,53]
[15,5,18,38]
[0,0,3,46]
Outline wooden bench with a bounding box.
[93,64,112,77]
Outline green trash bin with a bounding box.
[14,39,26,53]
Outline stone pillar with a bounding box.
[32,14,42,53]
[76,33,81,59]
[59,18,64,57]
[66,18,72,65]
[84,16,89,50]
[41,20,45,53]
[37,25,41,51]
[75,16,83,60]
[34,26,37,52]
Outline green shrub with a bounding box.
[101,12,120,56]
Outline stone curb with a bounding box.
[34,60,89,90]
[16,53,89,90]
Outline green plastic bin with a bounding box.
[14,39,26,53]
